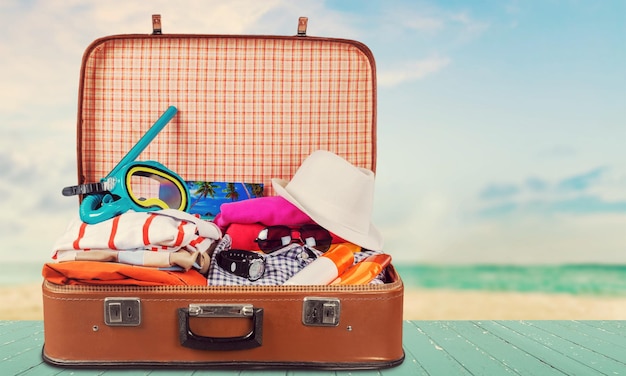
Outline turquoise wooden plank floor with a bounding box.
[1,320,625,375]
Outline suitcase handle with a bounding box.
[177,305,263,351]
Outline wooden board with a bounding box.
[2,320,625,375]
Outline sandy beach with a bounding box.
[3,283,626,320]
[403,288,626,320]
[1,284,45,320]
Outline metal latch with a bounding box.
[104,297,141,326]
[188,304,254,318]
[302,297,340,326]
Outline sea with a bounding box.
[395,264,626,296]
[2,262,626,296]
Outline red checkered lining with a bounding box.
[78,35,376,196]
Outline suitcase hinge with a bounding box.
[297,17,308,36]
[152,14,162,35]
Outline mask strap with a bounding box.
[62,181,108,196]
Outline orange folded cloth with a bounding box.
[42,261,207,286]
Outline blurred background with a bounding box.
[1,0,625,320]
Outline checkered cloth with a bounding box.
[207,235,385,286]
[78,36,376,197]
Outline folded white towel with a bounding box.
[52,209,221,270]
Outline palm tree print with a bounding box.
[238,182,264,199]
[189,181,219,209]
[248,183,264,197]
[224,183,239,201]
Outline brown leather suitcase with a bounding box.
[41,16,404,370]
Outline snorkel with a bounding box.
[63,106,190,224]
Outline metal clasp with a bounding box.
[302,297,340,326]
[104,297,141,326]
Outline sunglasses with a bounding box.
[255,225,333,253]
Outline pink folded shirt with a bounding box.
[214,196,313,229]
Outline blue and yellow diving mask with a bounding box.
[63,160,190,224]
[62,106,190,224]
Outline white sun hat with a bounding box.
[271,150,384,251]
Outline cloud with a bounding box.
[475,166,626,219]
[525,177,548,192]
[378,3,488,37]
[548,195,626,214]
[378,164,626,264]
[0,0,279,110]
[475,202,518,218]
[380,186,626,264]
[0,150,41,186]
[450,12,490,38]
[378,56,451,87]
[402,15,444,32]
[479,183,520,200]
[0,218,22,240]
[1,0,623,266]
[557,167,604,192]
[479,196,626,219]
[0,0,347,263]
[439,213,626,264]
[538,145,578,158]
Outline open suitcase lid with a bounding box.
[74,17,377,196]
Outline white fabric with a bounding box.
[52,210,221,267]
[272,150,383,251]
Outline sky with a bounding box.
[0,0,624,264]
